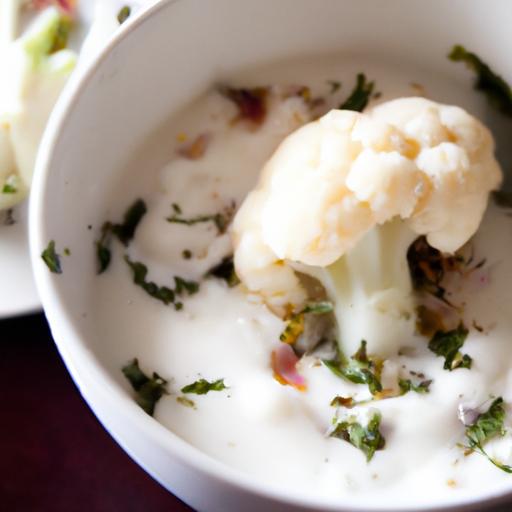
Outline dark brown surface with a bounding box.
[0,312,194,512]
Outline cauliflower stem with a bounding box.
[309,218,417,358]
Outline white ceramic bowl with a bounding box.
[30,1,512,510]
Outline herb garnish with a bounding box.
[398,378,432,395]
[449,45,512,116]
[166,203,233,235]
[2,183,16,194]
[323,340,383,396]
[111,199,148,245]
[117,6,131,24]
[182,249,192,260]
[122,358,168,416]
[463,397,512,473]
[124,255,199,308]
[280,301,334,345]
[41,240,62,274]
[174,276,199,295]
[429,323,472,371]
[95,199,147,273]
[330,411,385,461]
[206,255,240,287]
[181,378,227,395]
[339,73,375,112]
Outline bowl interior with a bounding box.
[31,0,512,510]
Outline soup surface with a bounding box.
[90,55,512,505]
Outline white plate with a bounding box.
[0,0,155,319]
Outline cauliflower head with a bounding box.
[232,97,502,356]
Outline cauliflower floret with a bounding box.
[232,97,502,357]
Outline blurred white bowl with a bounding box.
[30,0,512,510]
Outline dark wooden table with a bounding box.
[1,312,193,512]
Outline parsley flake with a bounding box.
[429,323,472,371]
[339,73,375,112]
[280,301,334,345]
[398,378,432,395]
[449,45,512,116]
[117,6,131,24]
[464,397,512,473]
[41,240,62,274]
[124,256,199,308]
[95,199,147,273]
[330,411,385,461]
[181,378,227,395]
[174,276,199,296]
[2,183,16,194]
[124,256,176,306]
[122,358,168,416]
[167,211,229,234]
[323,340,383,396]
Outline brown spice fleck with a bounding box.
[178,133,210,160]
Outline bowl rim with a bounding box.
[29,0,512,510]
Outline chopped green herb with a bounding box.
[95,199,147,273]
[172,203,182,214]
[280,313,305,344]
[339,73,375,112]
[327,80,341,93]
[96,238,111,274]
[63,247,71,256]
[112,199,147,246]
[117,6,131,24]
[330,411,385,461]
[177,396,196,409]
[41,240,62,274]
[449,45,512,116]
[206,256,240,287]
[124,256,199,308]
[122,358,168,416]
[2,183,16,194]
[174,276,199,296]
[182,249,192,260]
[302,301,334,315]
[124,256,176,306]
[398,378,432,395]
[323,340,383,395]
[279,301,334,345]
[167,211,229,234]
[2,175,21,195]
[181,378,227,395]
[464,397,512,473]
[429,323,472,371]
